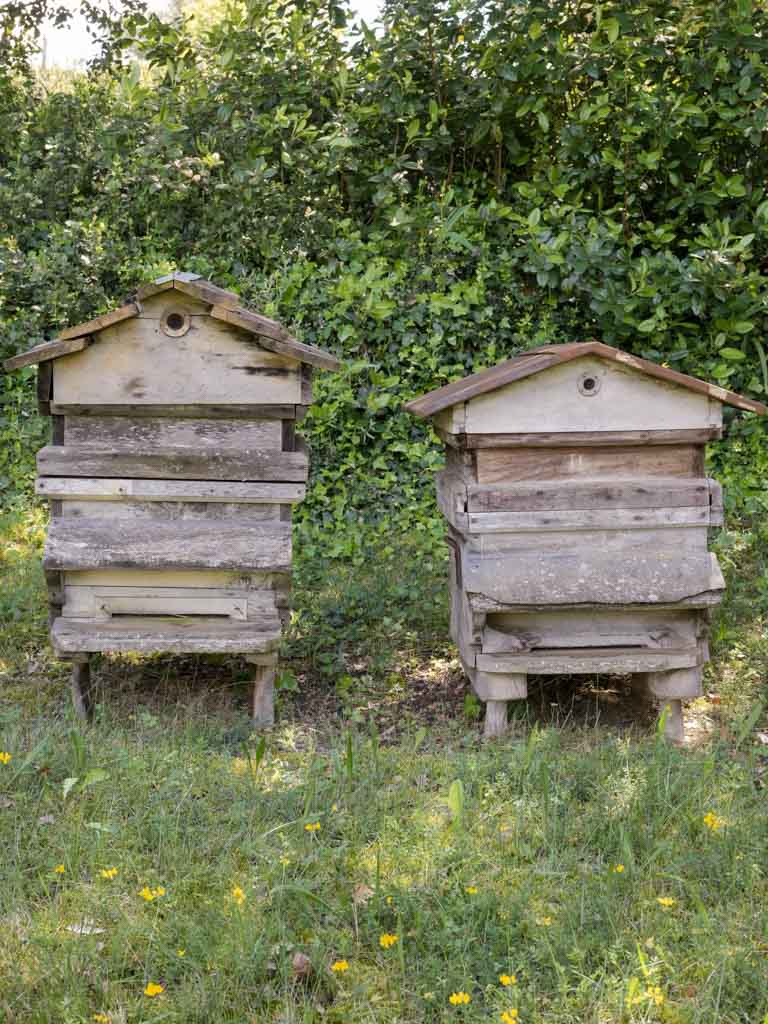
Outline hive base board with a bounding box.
[52,615,281,655]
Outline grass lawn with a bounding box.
[1,502,768,1024]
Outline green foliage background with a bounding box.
[3,0,768,541]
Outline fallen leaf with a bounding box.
[292,951,311,979]
[757,732,768,745]
[0,797,14,810]
[352,884,374,905]
[66,921,105,936]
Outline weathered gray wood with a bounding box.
[483,701,509,738]
[247,662,276,727]
[52,317,302,405]
[477,647,700,674]
[71,660,95,721]
[475,445,704,484]
[37,477,306,504]
[62,585,280,622]
[59,499,281,522]
[465,551,724,607]
[37,446,309,482]
[638,667,702,699]
[57,303,140,341]
[441,428,723,448]
[210,305,341,371]
[464,478,711,513]
[472,670,527,701]
[460,507,711,534]
[3,335,92,372]
[661,699,685,743]
[457,526,709,559]
[52,615,281,654]
[50,403,300,419]
[44,520,292,572]
[64,416,282,451]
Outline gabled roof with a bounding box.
[3,272,341,373]
[405,341,766,418]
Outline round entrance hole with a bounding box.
[160,307,191,337]
[578,372,601,396]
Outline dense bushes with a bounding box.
[2,0,768,535]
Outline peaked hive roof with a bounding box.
[404,340,766,418]
[3,272,341,373]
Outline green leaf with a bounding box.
[447,779,465,830]
[406,118,420,142]
[603,17,620,43]
[720,347,746,361]
[528,20,543,40]
[62,777,78,800]
[733,322,755,335]
[528,208,541,227]
[537,111,549,132]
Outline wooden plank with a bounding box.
[210,305,341,371]
[50,403,298,419]
[36,446,309,482]
[464,551,724,606]
[62,585,279,622]
[466,477,711,513]
[455,524,709,556]
[453,428,722,448]
[3,335,91,372]
[52,318,302,405]
[36,477,306,504]
[63,569,286,588]
[465,357,718,434]
[57,303,139,341]
[172,277,240,309]
[44,520,292,572]
[63,416,282,452]
[475,445,704,484]
[59,499,280,522]
[51,615,280,655]
[476,647,701,675]
[405,340,767,418]
[464,507,711,534]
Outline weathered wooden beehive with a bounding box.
[405,341,765,740]
[4,272,341,721]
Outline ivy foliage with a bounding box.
[2,0,768,533]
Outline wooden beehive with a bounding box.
[4,272,341,721]
[405,342,766,740]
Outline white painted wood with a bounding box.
[464,357,717,434]
[38,478,306,504]
[53,317,301,405]
[64,416,282,451]
[137,294,211,318]
[59,500,280,522]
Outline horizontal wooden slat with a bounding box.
[63,416,282,451]
[36,446,309,482]
[37,477,306,504]
[58,500,281,522]
[62,585,279,622]
[50,404,300,419]
[44,520,292,572]
[52,615,280,655]
[475,647,701,675]
[465,477,711,513]
[3,335,91,372]
[63,569,287,589]
[475,445,703,483]
[444,428,722,448]
[464,507,710,533]
[464,551,724,606]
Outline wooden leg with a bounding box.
[661,699,684,744]
[70,656,94,722]
[248,663,275,728]
[484,700,508,738]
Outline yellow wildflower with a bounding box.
[177,949,186,957]
[499,974,517,986]
[331,959,349,973]
[93,1015,110,1023]
[54,864,65,874]
[100,867,118,880]
[379,933,399,949]
[331,803,338,812]
[500,1012,519,1024]
[304,821,321,832]
[143,982,164,997]
[656,897,676,909]
[703,811,726,832]
[0,752,12,765]
[280,855,291,866]
[538,915,553,926]
[465,885,478,895]
[231,885,246,906]
[449,991,471,1005]
[612,864,625,873]
[139,885,166,902]
[646,985,665,1006]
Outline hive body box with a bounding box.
[4,272,341,721]
[406,342,765,740]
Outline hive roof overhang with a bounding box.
[404,341,767,418]
[3,272,342,373]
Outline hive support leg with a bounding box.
[636,667,702,745]
[472,671,528,740]
[245,656,276,728]
[70,655,95,722]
